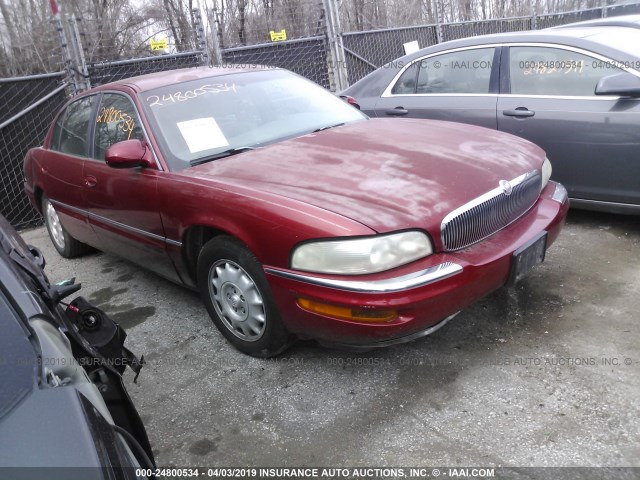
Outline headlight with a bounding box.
[541,157,552,190]
[291,231,433,275]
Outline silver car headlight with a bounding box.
[541,157,552,190]
[291,231,433,275]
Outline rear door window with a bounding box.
[390,48,495,95]
[391,62,420,94]
[415,48,495,94]
[51,96,96,157]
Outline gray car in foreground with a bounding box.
[342,22,640,214]
[0,214,154,478]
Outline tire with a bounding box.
[41,195,90,258]
[197,236,293,357]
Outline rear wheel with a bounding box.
[197,236,293,357]
[42,195,89,258]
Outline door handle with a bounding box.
[503,108,535,118]
[84,175,97,188]
[386,107,409,116]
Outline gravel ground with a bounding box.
[22,209,640,469]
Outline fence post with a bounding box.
[601,0,608,17]
[208,7,224,66]
[192,7,210,66]
[530,1,538,30]
[323,0,348,91]
[433,0,443,43]
[53,12,78,94]
[68,16,91,91]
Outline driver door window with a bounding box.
[93,94,144,161]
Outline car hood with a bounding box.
[185,118,545,235]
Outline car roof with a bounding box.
[425,24,636,46]
[397,25,640,63]
[549,14,640,29]
[93,65,277,93]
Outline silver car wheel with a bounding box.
[45,200,65,250]
[208,259,266,342]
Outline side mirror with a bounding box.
[595,72,640,97]
[339,95,361,110]
[105,139,156,169]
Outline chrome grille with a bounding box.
[441,170,542,251]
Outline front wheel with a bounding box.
[197,236,293,357]
[41,195,89,258]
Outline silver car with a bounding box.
[342,23,640,214]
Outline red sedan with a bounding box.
[24,66,569,357]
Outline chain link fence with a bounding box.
[343,26,438,86]
[209,0,336,89]
[3,1,640,228]
[440,16,532,41]
[88,51,205,87]
[339,2,640,85]
[537,2,640,28]
[221,38,331,88]
[0,73,67,229]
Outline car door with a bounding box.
[40,95,99,246]
[498,44,640,206]
[84,91,180,282]
[373,46,500,129]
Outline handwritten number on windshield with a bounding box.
[147,83,237,107]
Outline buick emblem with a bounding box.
[499,180,513,196]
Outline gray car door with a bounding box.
[373,46,500,129]
[497,44,640,207]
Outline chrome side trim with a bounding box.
[50,199,85,216]
[265,262,463,293]
[320,311,460,350]
[49,199,182,247]
[569,197,640,214]
[386,93,499,98]
[499,94,624,100]
[92,214,166,243]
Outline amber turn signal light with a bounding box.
[297,298,397,323]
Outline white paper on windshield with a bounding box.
[177,117,229,153]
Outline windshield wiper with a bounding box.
[312,122,345,133]
[190,146,256,166]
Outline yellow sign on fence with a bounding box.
[150,38,168,51]
[269,29,287,42]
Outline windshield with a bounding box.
[140,69,366,170]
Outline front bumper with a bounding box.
[265,181,569,346]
